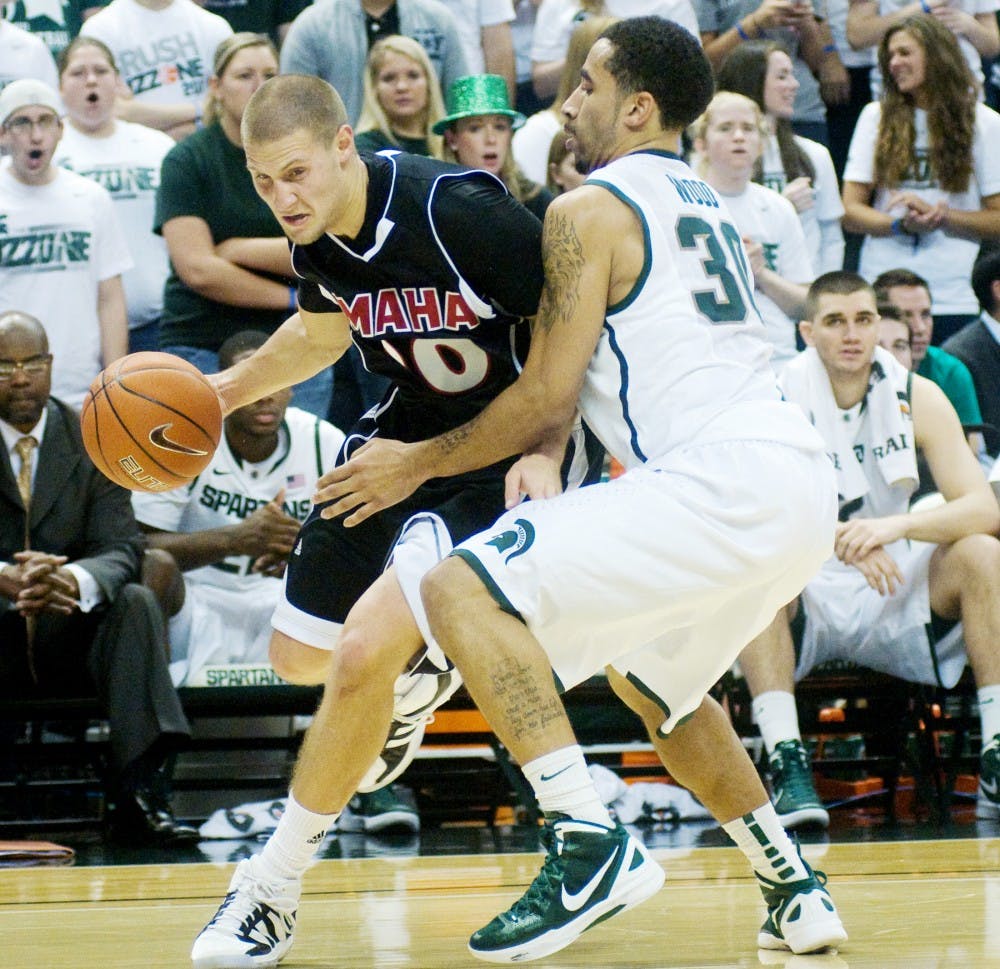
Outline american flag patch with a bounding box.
[286,473,305,489]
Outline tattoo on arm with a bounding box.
[537,209,585,334]
[437,417,477,457]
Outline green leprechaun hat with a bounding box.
[432,74,526,134]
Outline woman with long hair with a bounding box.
[437,73,553,220]
[717,40,845,274]
[56,35,176,353]
[155,32,331,417]
[690,92,813,370]
[842,14,1000,343]
[354,35,447,158]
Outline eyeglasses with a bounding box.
[0,355,52,381]
[3,114,60,135]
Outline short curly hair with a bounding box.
[599,17,714,131]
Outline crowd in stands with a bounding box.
[2,0,1000,843]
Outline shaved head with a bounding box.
[242,74,347,148]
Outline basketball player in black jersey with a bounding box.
[191,73,605,969]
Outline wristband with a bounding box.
[822,43,836,53]
[288,286,297,312]
[735,20,752,41]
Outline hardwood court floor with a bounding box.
[4,836,1000,969]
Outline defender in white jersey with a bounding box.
[134,331,343,685]
[319,18,846,964]
[739,271,1000,830]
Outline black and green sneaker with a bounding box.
[977,733,1000,820]
[768,740,829,829]
[468,818,665,963]
[757,859,847,954]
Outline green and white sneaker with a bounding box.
[768,740,829,829]
[468,818,665,963]
[338,784,420,834]
[757,859,847,954]
[977,734,1000,820]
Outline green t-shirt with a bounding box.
[154,122,289,350]
[917,345,984,427]
[354,129,432,157]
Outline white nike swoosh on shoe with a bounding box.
[560,847,619,913]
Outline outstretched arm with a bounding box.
[312,186,620,524]
[209,306,352,415]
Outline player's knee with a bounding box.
[141,548,184,617]
[421,557,483,652]
[949,534,1000,589]
[331,623,395,692]
[269,635,331,685]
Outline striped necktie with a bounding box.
[14,436,38,680]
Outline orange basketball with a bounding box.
[80,352,223,492]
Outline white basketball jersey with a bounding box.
[581,151,819,468]
[132,407,344,591]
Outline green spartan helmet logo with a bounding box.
[485,518,535,563]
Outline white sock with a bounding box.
[254,792,338,883]
[522,745,613,828]
[752,691,802,755]
[979,685,1000,749]
[723,802,810,884]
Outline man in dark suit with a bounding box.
[0,309,195,845]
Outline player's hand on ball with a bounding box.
[315,438,424,526]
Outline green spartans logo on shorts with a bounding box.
[485,518,535,563]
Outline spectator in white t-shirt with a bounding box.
[0,79,131,408]
[842,15,1000,344]
[81,0,233,140]
[55,36,175,353]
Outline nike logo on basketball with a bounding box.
[561,848,618,912]
[149,423,208,456]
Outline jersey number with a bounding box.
[676,216,753,324]
[385,337,490,394]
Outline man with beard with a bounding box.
[191,26,846,965]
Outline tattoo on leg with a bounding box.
[489,655,566,742]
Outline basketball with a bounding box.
[80,352,223,492]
